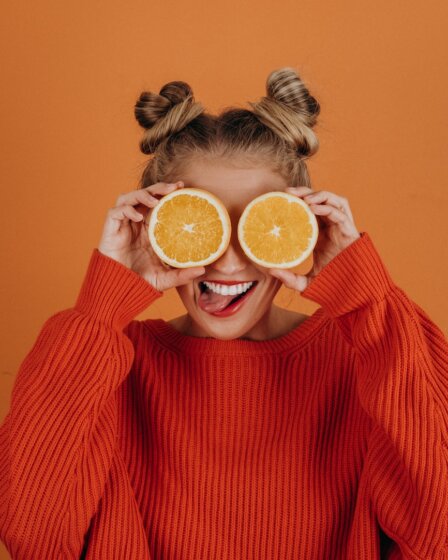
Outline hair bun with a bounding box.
[134,81,204,154]
[266,67,320,126]
[249,67,320,157]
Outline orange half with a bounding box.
[237,191,319,268]
[147,187,231,268]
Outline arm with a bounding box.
[0,249,162,559]
[301,232,448,560]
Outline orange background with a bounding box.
[1,1,447,557]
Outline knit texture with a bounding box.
[1,231,448,559]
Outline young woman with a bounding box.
[1,68,447,560]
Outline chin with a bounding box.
[207,326,247,340]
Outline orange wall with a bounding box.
[1,0,447,557]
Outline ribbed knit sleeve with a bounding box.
[0,249,162,559]
[301,232,448,560]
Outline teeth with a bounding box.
[202,281,254,296]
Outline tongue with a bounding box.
[198,289,237,313]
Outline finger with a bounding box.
[285,186,314,197]
[115,185,176,208]
[308,203,347,224]
[111,204,144,225]
[303,190,350,213]
[131,192,160,219]
[101,205,143,238]
[145,181,184,198]
[268,268,310,293]
[164,265,206,289]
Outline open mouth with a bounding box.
[199,281,257,301]
[198,281,259,316]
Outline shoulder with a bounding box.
[123,319,164,353]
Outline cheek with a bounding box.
[252,266,277,287]
[176,284,196,306]
[263,273,283,294]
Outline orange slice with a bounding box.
[147,187,231,268]
[237,191,319,268]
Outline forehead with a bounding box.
[179,158,289,212]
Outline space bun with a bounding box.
[134,81,204,154]
[248,67,320,157]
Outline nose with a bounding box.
[209,236,248,276]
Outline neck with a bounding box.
[170,305,308,341]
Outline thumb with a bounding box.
[268,269,311,293]
[169,266,206,288]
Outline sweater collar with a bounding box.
[144,307,328,356]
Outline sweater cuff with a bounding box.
[74,248,163,330]
[300,231,395,317]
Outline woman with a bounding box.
[1,68,447,559]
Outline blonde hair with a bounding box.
[134,67,320,189]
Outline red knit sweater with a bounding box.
[1,231,447,560]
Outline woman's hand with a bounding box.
[98,181,205,292]
[268,186,361,292]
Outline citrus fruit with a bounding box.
[147,187,231,268]
[237,191,319,268]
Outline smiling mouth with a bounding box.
[198,281,258,296]
[199,280,258,311]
